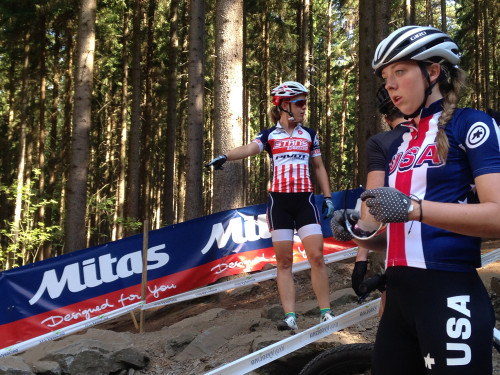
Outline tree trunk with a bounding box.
[301,0,310,85]
[426,0,433,27]
[473,0,480,107]
[482,5,490,108]
[164,0,180,225]
[44,24,60,260]
[212,0,244,213]
[405,0,416,25]
[58,19,74,257]
[185,0,205,220]
[258,4,270,204]
[357,0,377,188]
[114,5,130,241]
[126,0,142,230]
[325,0,332,179]
[37,13,48,261]
[64,0,96,252]
[441,0,447,33]
[11,32,31,268]
[141,0,156,223]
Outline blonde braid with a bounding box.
[436,64,467,162]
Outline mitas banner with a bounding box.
[0,190,362,356]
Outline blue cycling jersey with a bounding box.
[385,99,500,272]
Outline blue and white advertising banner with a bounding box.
[0,190,362,356]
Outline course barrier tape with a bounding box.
[142,247,359,310]
[481,248,500,267]
[204,298,381,375]
[0,302,142,358]
[202,247,500,375]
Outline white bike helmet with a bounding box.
[271,81,308,106]
[372,25,460,77]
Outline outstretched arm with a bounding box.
[225,142,260,161]
[206,142,260,170]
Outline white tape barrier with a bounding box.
[204,298,381,375]
[481,247,500,267]
[0,302,142,358]
[202,247,500,375]
[143,247,359,311]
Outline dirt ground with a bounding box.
[15,240,500,374]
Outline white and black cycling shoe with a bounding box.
[320,311,335,323]
[277,315,298,330]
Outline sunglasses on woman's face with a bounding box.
[290,99,307,107]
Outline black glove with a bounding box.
[206,154,227,170]
[330,209,360,242]
[361,187,413,223]
[359,274,387,295]
[351,261,368,297]
[322,197,334,218]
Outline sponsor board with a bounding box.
[0,191,361,355]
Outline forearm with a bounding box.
[356,246,370,261]
[225,143,260,161]
[353,233,387,252]
[410,199,500,238]
[314,162,332,197]
[407,174,500,238]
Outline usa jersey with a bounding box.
[253,122,321,193]
[385,100,500,272]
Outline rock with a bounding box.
[31,360,61,375]
[491,277,500,295]
[0,356,34,374]
[261,304,283,320]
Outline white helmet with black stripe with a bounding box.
[372,25,460,77]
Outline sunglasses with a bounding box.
[343,187,387,240]
[290,99,307,107]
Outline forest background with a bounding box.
[0,0,498,270]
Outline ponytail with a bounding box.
[269,106,281,124]
[435,63,467,162]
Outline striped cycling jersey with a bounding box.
[253,122,321,193]
[385,99,500,272]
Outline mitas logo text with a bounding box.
[201,213,271,254]
[29,245,169,305]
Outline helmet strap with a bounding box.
[279,103,295,121]
[402,62,438,120]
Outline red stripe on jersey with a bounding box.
[272,165,278,191]
[281,165,286,192]
[388,223,407,266]
[390,117,430,267]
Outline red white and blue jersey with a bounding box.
[253,122,321,193]
[385,100,500,272]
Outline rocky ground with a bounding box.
[2,240,500,375]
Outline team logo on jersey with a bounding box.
[275,139,309,151]
[465,122,489,149]
[389,143,443,174]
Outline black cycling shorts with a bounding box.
[372,266,495,375]
[266,192,320,232]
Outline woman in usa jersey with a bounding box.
[206,81,336,330]
[361,26,500,374]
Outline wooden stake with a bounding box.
[139,219,149,333]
